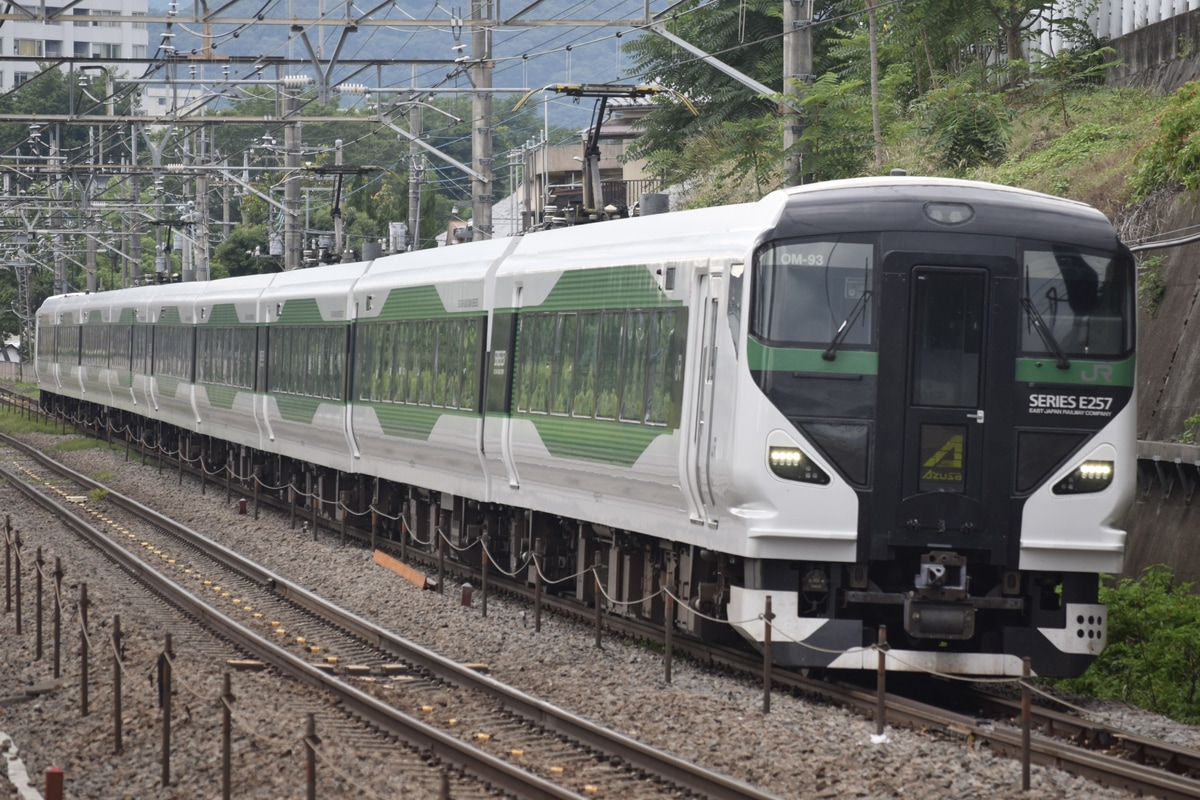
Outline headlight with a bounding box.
[1052,460,1114,494]
[768,446,831,484]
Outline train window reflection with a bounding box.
[1021,246,1133,358]
[751,238,875,347]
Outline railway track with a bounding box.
[3,401,1200,799]
[0,430,783,800]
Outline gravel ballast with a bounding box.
[3,432,1197,799]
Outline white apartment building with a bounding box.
[0,1,149,92]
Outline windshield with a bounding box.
[751,238,875,347]
[1021,245,1133,358]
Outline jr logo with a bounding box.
[1080,364,1113,383]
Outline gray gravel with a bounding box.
[3,431,1197,799]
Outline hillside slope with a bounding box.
[959,86,1200,584]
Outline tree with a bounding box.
[621,0,784,183]
[916,78,1013,172]
[795,73,876,181]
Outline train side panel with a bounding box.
[257,263,369,473]
[34,294,74,399]
[349,241,510,501]
[192,274,278,451]
[485,202,777,549]
[145,283,209,433]
[80,299,117,413]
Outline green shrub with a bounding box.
[1129,81,1200,200]
[1057,565,1200,723]
[1183,413,1200,444]
[1138,255,1168,317]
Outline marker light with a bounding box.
[768,446,831,484]
[1052,460,1114,494]
[923,202,975,225]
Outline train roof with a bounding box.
[35,177,1124,324]
[767,176,1121,248]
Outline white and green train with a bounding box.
[35,176,1137,677]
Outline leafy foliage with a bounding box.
[1129,81,1200,200]
[653,115,783,208]
[796,73,876,181]
[916,80,1013,172]
[1058,566,1200,724]
[1016,11,1119,127]
[621,0,783,178]
[1137,254,1167,317]
[1182,413,1200,444]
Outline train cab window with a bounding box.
[911,271,985,408]
[1021,245,1133,358]
[751,238,874,348]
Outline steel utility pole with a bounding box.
[127,132,143,287]
[783,0,813,186]
[471,0,493,241]
[407,101,423,250]
[283,79,302,270]
[195,127,211,281]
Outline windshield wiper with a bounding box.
[822,289,873,361]
[1021,296,1071,370]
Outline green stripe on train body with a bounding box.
[273,394,327,424]
[746,339,879,375]
[361,402,478,440]
[201,383,242,410]
[275,298,339,326]
[372,285,484,321]
[505,264,677,313]
[156,376,182,398]
[204,304,245,326]
[1014,357,1134,387]
[523,415,673,467]
[158,307,185,325]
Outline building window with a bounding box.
[13,39,44,57]
[74,41,90,57]
[44,40,62,58]
[13,72,32,85]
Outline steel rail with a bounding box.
[0,435,784,800]
[13,403,1199,798]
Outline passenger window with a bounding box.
[620,311,648,422]
[552,314,577,415]
[596,313,623,420]
[573,313,600,418]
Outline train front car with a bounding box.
[723,178,1135,677]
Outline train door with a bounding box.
[681,269,720,527]
[872,254,1018,563]
[480,285,522,494]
